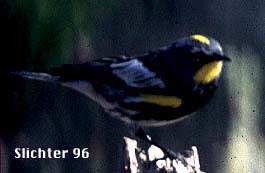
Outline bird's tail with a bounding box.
[5,62,97,82]
[9,71,60,82]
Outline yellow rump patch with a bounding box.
[191,34,210,45]
[143,94,182,108]
[194,60,223,84]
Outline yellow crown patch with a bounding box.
[191,34,210,45]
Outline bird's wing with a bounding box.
[109,59,166,90]
[9,56,167,108]
[48,56,166,91]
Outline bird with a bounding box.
[11,34,231,126]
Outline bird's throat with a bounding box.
[194,61,223,84]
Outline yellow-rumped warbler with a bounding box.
[13,34,231,126]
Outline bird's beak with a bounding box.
[214,54,232,62]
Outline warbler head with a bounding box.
[156,34,231,87]
[188,34,231,84]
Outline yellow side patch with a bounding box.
[143,94,182,108]
[191,34,210,45]
[194,61,223,84]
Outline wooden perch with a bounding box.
[123,137,204,173]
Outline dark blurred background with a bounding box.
[1,0,265,172]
